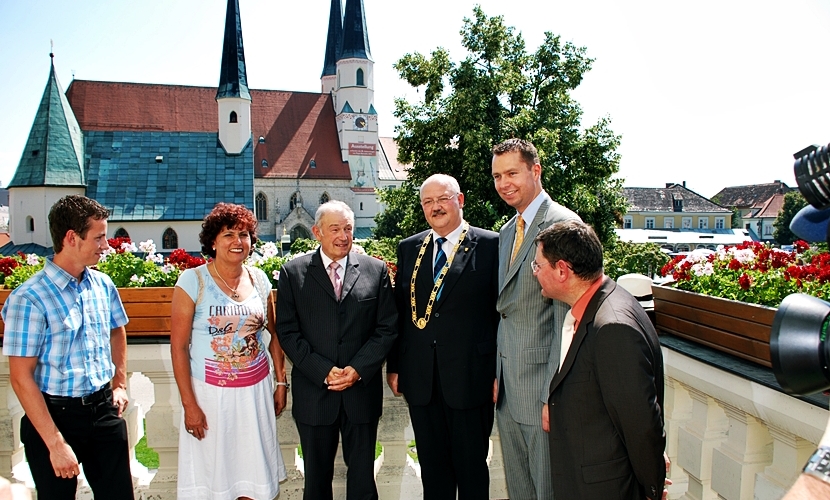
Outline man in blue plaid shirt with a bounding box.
[2,195,133,499]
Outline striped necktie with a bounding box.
[434,237,447,280]
[511,216,525,264]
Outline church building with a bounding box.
[4,0,406,254]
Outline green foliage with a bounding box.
[603,238,670,281]
[376,6,626,245]
[359,237,401,263]
[4,261,44,289]
[248,241,287,288]
[774,191,809,244]
[730,206,742,229]
[135,422,159,469]
[96,252,179,288]
[407,439,419,463]
[290,238,318,254]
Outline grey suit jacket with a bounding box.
[496,192,580,425]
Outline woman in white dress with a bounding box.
[171,203,287,500]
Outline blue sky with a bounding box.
[2,0,830,198]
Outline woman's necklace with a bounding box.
[213,262,241,300]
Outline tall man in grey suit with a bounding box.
[535,221,666,499]
[491,138,580,499]
[277,200,398,500]
[387,174,500,499]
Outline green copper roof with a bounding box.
[368,104,377,115]
[341,101,354,114]
[216,0,251,100]
[321,0,343,77]
[9,57,85,188]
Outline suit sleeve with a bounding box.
[594,323,666,495]
[347,262,399,384]
[276,263,337,386]
[386,242,407,374]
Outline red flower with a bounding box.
[728,259,743,271]
[168,248,206,270]
[0,257,19,277]
[738,273,752,290]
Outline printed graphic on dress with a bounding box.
[204,304,268,387]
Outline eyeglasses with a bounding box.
[421,193,458,209]
[530,260,549,274]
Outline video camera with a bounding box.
[771,143,830,395]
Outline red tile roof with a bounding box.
[64,80,349,179]
[754,193,786,219]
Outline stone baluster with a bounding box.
[488,415,509,499]
[664,376,692,498]
[128,345,179,500]
[0,355,15,481]
[710,403,772,500]
[754,426,815,500]
[676,386,728,500]
[276,361,304,499]
[376,364,411,500]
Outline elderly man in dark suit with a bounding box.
[534,220,666,500]
[277,200,398,500]
[387,174,500,499]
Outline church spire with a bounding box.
[321,0,343,78]
[216,0,250,100]
[9,53,84,188]
[340,0,372,61]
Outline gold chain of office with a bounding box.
[410,223,469,330]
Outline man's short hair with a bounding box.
[419,174,461,198]
[536,220,604,282]
[49,195,110,253]
[315,200,355,227]
[491,138,540,170]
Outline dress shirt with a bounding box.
[515,190,548,236]
[558,276,605,370]
[431,220,466,272]
[319,250,348,284]
[1,257,129,396]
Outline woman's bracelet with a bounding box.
[275,381,290,388]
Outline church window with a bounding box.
[320,193,330,205]
[356,68,364,86]
[229,111,238,123]
[255,192,268,221]
[26,216,34,233]
[114,227,129,239]
[310,159,316,168]
[290,192,301,211]
[162,228,178,249]
[261,159,268,168]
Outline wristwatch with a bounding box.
[803,446,830,484]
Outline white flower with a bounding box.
[25,254,40,266]
[272,270,280,281]
[691,262,714,277]
[100,247,116,261]
[352,243,366,255]
[246,253,263,265]
[139,239,156,254]
[260,241,279,258]
[129,274,141,282]
[732,248,756,265]
[161,264,176,274]
[145,252,163,263]
[121,241,138,253]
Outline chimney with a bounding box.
[683,181,686,188]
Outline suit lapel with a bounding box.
[501,194,553,291]
[433,229,477,309]
[340,252,361,301]
[309,249,338,301]
[550,277,613,393]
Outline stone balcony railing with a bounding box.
[0,337,826,499]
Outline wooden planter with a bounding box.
[0,288,277,340]
[653,285,776,367]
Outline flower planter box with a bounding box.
[653,285,776,368]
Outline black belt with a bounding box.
[43,383,111,407]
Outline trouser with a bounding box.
[21,386,134,500]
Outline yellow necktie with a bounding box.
[511,216,525,264]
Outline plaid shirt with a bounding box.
[2,258,128,397]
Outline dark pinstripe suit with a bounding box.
[277,249,398,500]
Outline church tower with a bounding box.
[8,53,85,248]
[216,0,252,155]
[332,0,378,188]
[321,0,342,94]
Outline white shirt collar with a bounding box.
[517,190,547,234]
[431,220,466,262]
[319,249,348,277]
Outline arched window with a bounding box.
[320,193,330,205]
[114,227,129,239]
[290,192,302,211]
[229,111,238,123]
[356,68,364,86]
[26,216,34,233]
[290,225,313,241]
[255,192,268,221]
[162,228,178,249]
[261,159,268,168]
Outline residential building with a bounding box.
[3,0,406,255]
[711,181,791,239]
